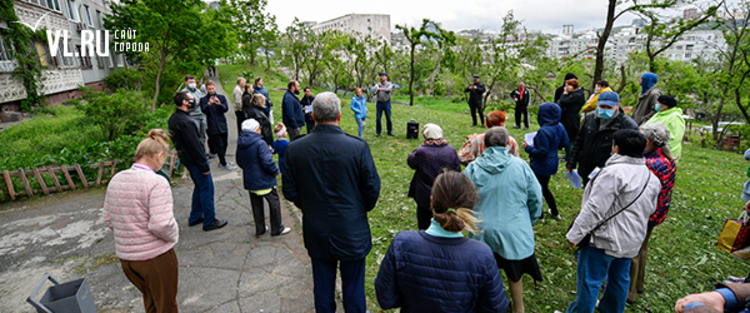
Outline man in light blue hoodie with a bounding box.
[351,87,368,138]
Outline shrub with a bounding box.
[75,88,147,141]
[104,68,145,91]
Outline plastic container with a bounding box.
[27,273,97,313]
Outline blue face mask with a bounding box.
[598,107,615,119]
[655,103,662,112]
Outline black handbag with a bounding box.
[568,172,652,248]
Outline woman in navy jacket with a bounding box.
[523,102,569,220]
[375,170,509,313]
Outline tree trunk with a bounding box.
[409,43,416,106]
[264,48,272,71]
[592,0,617,90]
[151,48,167,113]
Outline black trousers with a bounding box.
[235,110,246,134]
[417,205,433,230]
[515,106,529,128]
[535,174,558,218]
[305,113,315,134]
[249,188,283,236]
[470,103,484,126]
[208,132,228,166]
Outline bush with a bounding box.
[104,68,145,91]
[74,88,148,141]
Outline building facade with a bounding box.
[0,0,122,114]
[309,14,391,42]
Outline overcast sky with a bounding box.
[266,0,735,34]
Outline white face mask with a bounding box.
[188,83,196,90]
[595,86,601,92]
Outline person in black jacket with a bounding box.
[375,170,509,312]
[168,91,228,231]
[282,92,381,313]
[243,93,273,147]
[510,82,531,130]
[464,74,487,127]
[301,86,315,134]
[557,77,586,160]
[566,91,638,186]
[554,72,577,103]
[200,80,235,170]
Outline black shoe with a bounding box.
[524,127,529,130]
[375,133,380,137]
[188,217,204,227]
[513,126,521,129]
[206,154,216,159]
[471,124,477,127]
[203,219,228,231]
[387,133,395,137]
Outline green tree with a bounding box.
[226,0,278,67]
[395,19,456,106]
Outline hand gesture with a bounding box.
[522,140,529,149]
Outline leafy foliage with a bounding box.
[0,0,46,111]
[73,88,147,141]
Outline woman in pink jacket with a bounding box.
[104,129,179,313]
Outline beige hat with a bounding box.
[422,123,443,140]
[241,119,260,132]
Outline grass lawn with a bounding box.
[218,65,750,312]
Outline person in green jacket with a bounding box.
[646,95,685,161]
[464,126,544,313]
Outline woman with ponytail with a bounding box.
[465,126,544,313]
[104,129,179,313]
[375,170,509,312]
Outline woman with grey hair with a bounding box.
[464,126,544,313]
[627,122,676,304]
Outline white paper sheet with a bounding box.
[524,132,537,147]
[566,170,582,189]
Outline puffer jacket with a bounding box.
[525,103,569,176]
[350,94,368,119]
[566,154,661,258]
[464,146,543,260]
[582,86,613,114]
[632,73,663,125]
[375,231,509,312]
[236,131,279,191]
[407,142,461,209]
[567,108,638,182]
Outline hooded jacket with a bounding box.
[632,73,663,125]
[236,131,279,191]
[554,73,577,103]
[464,146,543,260]
[407,142,461,209]
[567,108,638,182]
[582,86,613,114]
[646,107,686,160]
[525,103,569,176]
[566,154,661,258]
[350,94,368,119]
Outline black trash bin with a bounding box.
[27,273,97,313]
[407,120,419,139]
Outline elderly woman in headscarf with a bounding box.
[632,72,663,125]
[465,126,543,313]
[458,110,519,166]
[628,122,675,304]
[407,123,462,230]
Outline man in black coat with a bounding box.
[282,92,381,313]
[200,80,235,170]
[168,91,228,231]
[510,82,531,130]
[566,91,638,186]
[464,74,487,127]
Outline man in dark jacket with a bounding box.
[510,82,531,130]
[236,118,290,238]
[566,91,638,186]
[200,80,235,170]
[283,92,381,313]
[465,74,487,127]
[554,72,577,103]
[301,86,315,134]
[282,80,305,140]
[168,91,228,231]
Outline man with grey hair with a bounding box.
[484,125,510,148]
[283,91,381,312]
[233,77,246,133]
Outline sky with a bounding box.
[267,0,648,34]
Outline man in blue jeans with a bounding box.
[168,91,228,232]
[372,72,394,137]
[560,129,661,313]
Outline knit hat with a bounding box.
[473,74,480,80]
[422,123,443,140]
[597,91,620,107]
[657,95,677,108]
[241,119,260,132]
[640,122,672,158]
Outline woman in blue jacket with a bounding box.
[351,87,368,138]
[523,102,569,221]
[375,170,509,312]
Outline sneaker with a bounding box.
[524,127,530,130]
[273,227,292,237]
[727,275,746,284]
[225,164,238,170]
[539,217,545,223]
[375,134,381,138]
[387,133,395,137]
[549,209,562,220]
[513,126,521,129]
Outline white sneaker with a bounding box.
[549,209,562,220]
[280,227,291,235]
[225,164,238,170]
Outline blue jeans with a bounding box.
[311,258,366,313]
[355,117,365,138]
[186,163,216,227]
[376,101,392,135]
[566,246,631,313]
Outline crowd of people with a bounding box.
[101,68,750,313]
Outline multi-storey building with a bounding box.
[309,14,391,42]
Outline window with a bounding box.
[46,0,60,11]
[76,45,92,69]
[64,0,78,21]
[96,10,101,28]
[84,5,93,26]
[686,44,694,50]
[685,53,692,58]
[0,35,14,62]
